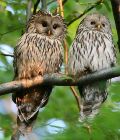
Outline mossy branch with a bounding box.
[0,66,120,96]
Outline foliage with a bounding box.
[0,0,120,140]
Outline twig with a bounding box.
[0,26,24,40]
[78,2,96,5]
[53,0,68,15]
[83,124,92,134]
[57,0,64,17]
[33,0,41,14]
[26,0,33,22]
[57,0,68,74]
[41,0,47,11]
[110,0,120,51]
[57,0,81,111]
[47,0,56,5]
[0,52,14,57]
[57,0,80,111]
[63,40,80,111]
[57,0,80,110]
[67,0,103,26]
[0,66,120,96]
[62,0,68,5]
[70,86,81,111]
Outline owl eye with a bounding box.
[91,21,96,25]
[102,23,105,27]
[53,24,59,29]
[42,21,48,27]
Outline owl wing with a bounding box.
[13,33,63,122]
[111,44,117,66]
[16,87,52,122]
[12,34,53,122]
[68,40,89,77]
[13,45,19,80]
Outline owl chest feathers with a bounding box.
[69,30,116,76]
[14,33,63,79]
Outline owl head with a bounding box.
[26,11,67,41]
[78,13,111,34]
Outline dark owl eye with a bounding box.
[102,23,105,27]
[91,21,96,25]
[42,21,48,27]
[53,24,59,29]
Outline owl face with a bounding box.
[81,13,111,34]
[27,11,66,40]
[35,16,64,38]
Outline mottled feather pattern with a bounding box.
[14,33,63,121]
[68,13,116,120]
[14,33,63,79]
[69,28,116,77]
[12,10,66,138]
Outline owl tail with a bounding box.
[11,87,52,140]
[11,112,38,140]
[78,82,108,121]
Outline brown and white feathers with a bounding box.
[68,13,116,120]
[12,10,66,138]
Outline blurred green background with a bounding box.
[0,0,120,140]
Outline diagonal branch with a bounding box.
[0,52,14,57]
[47,0,56,5]
[70,86,81,111]
[67,0,103,26]
[33,0,41,14]
[57,0,81,111]
[0,26,24,40]
[0,66,120,96]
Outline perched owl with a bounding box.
[12,11,66,138]
[68,13,116,120]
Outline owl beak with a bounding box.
[96,24,102,30]
[47,30,52,36]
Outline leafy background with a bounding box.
[0,0,120,140]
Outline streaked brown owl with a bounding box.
[68,13,116,121]
[12,11,66,138]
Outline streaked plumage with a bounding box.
[12,11,66,138]
[68,13,116,120]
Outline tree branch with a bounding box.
[0,66,120,96]
[62,0,68,5]
[67,0,103,26]
[57,0,64,17]
[110,0,120,51]
[41,0,47,11]
[0,52,14,57]
[47,0,57,5]
[26,0,33,22]
[33,0,41,14]
[0,26,24,40]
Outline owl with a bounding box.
[68,13,116,120]
[12,10,66,138]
